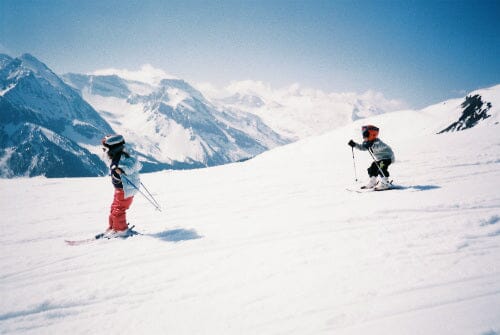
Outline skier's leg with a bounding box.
[367,162,379,177]
[379,159,391,178]
[108,191,117,230]
[109,189,134,231]
[374,160,393,190]
[362,163,379,188]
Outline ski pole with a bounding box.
[367,148,387,179]
[121,174,162,212]
[351,147,358,182]
[140,181,161,209]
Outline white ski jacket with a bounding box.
[354,138,395,162]
[115,153,142,198]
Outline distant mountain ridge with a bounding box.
[0,54,113,177]
[0,54,113,140]
[0,53,288,177]
[1,53,498,178]
[204,82,403,139]
[63,73,289,171]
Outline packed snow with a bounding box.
[1,96,500,334]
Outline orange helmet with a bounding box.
[362,125,379,141]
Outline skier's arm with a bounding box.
[110,164,124,175]
[348,140,368,151]
[355,142,368,151]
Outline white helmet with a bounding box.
[101,134,125,155]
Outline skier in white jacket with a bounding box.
[101,134,141,237]
[348,125,395,190]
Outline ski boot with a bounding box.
[361,176,378,189]
[374,177,392,191]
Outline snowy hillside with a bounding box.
[1,88,499,334]
[63,73,289,171]
[200,80,406,139]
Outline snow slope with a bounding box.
[1,94,500,334]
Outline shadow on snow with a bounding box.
[148,228,202,242]
[404,184,441,191]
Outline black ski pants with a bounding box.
[368,159,391,177]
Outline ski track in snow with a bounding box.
[1,118,500,334]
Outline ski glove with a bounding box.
[348,140,356,147]
[111,164,124,175]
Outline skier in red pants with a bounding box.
[102,134,141,237]
[109,188,133,232]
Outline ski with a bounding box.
[374,187,396,191]
[65,233,105,246]
[346,184,403,193]
[65,226,139,246]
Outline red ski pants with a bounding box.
[108,189,134,231]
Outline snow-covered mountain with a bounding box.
[0,54,113,177]
[1,52,498,179]
[439,93,495,133]
[63,73,289,171]
[0,54,288,177]
[200,80,406,139]
[1,83,499,334]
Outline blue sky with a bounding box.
[1,0,499,108]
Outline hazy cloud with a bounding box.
[91,64,177,86]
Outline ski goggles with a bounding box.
[362,125,379,138]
